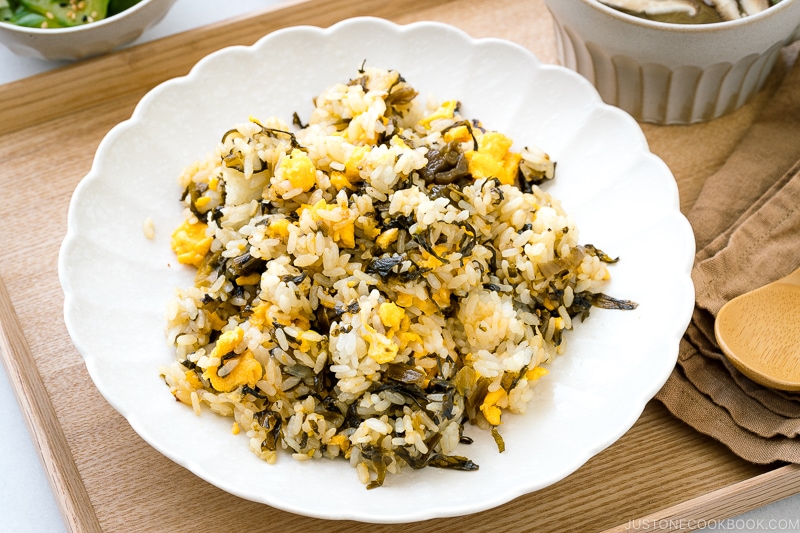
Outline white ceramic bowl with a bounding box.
[544,0,800,124]
[0,0,178,61]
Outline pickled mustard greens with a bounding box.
[0,0,141,28]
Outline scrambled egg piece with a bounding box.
[394,292,438,316]
[248,303,271,328]
[378,302,405,329]
[443,124,473,144]
[363,324,399,364]
[390,136,410,150]
[184,370,203,390]
[376,228,399,250]
[328,433,351,457]
[418,244,448,270]
[300,199,357,249]
[473,368,548,425]
[465,131,522,186]
[328,434,349,449]
[202,328,263,392]
[267,218,290,239]
[419,100,458,129]
[235,273,262,286]
[395,293,414,308]
[194,196,212,210]
[330,171,356,191]
[526,366,549,381]
[211,327,242,359]
[432,287,451,309]
[355,215,381,240]
[249,302,310,331]
[374,308,424,357]
[171,219,212,267]
[294,329,322,354]
[393,315,423,355]
[344,145,370,180]
[397,331,422,354]
[480,387,508,426]
[281,148,317,192]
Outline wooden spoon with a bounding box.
[714,267,800,391]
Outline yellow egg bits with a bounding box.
[422,100,522,186]
[200,328,263,393]
[170,219,212,268]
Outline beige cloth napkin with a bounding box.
[654,53,800,464]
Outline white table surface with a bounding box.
[1,2,798,531]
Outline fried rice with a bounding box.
[159,65,633,488]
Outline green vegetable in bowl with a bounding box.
[107,0,142,14]
[0,0,141,28]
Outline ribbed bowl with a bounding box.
[545,0,800,125]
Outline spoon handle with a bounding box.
[781,266,800,287]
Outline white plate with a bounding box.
[58,17,695,523]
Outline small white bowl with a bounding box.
[544,0,800,124]
[0,0,178,61]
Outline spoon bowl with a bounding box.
[715,267,800,391]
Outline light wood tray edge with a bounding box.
[0,276,102,532]
[603,464,800,532]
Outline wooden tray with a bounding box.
[2,0,799,531]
